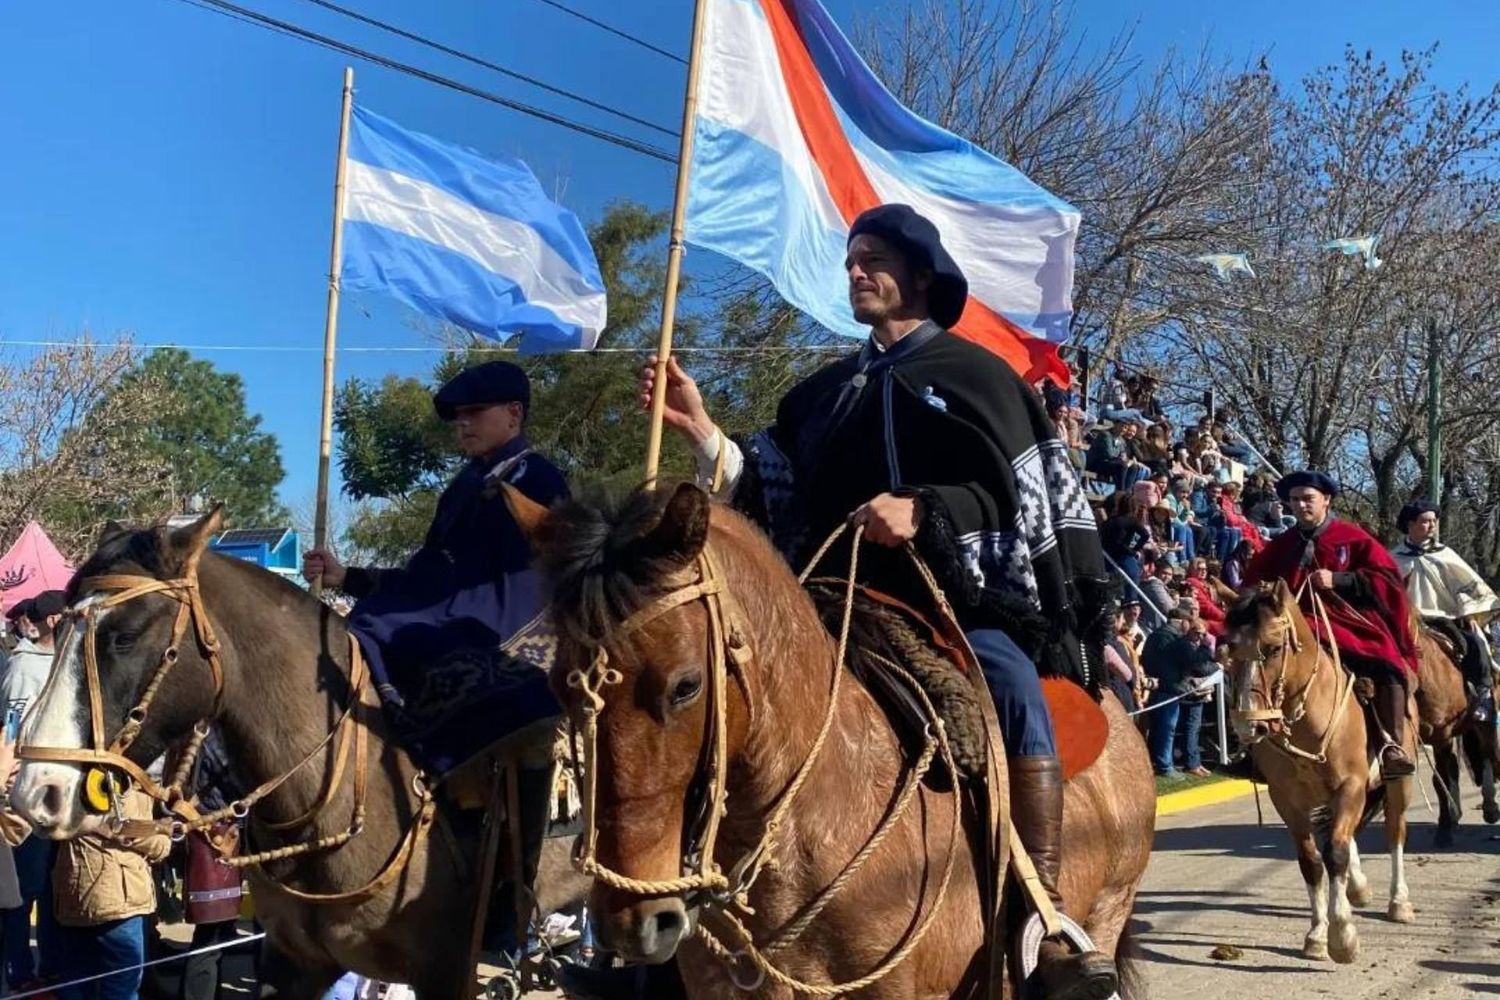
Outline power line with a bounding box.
[525,0,686,65]
[166,0,676,163]
[0,339,849,355]
[294,0,677,138]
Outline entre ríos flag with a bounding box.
[686,0,1078,383]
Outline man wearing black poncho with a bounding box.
[639,204,1118,1000]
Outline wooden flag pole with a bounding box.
[312,66,355,596]
[642,0,710,490]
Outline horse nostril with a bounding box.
[652,908,685,941]
[41,783,66,823]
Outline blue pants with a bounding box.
[1147,694,1181,774]
[56,917,145,1000]
[4,839,60,984]
[1171,521,1195,561]
[969,629,1056,758]
[1178,699,1206,770]
[1117,553,1143,584]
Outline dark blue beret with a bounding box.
[433,361,531,421]
[1397,499,1439,531]
[848,205,969,330]
[1275,470,1339,502]
[26,590,67,621]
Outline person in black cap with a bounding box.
[302,360,568,955]
[1390,500,1499,725]
[625,204,1119,1000]
[1244,471,1420,778]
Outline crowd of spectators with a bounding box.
[1042,362,1296,777]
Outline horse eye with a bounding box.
[108,631,139,651]
[668,672,704,709]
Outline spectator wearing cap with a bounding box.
[1,591,66,990]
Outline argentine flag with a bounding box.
[341,107,607,352]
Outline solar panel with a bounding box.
[215,528,289,547]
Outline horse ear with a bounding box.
[635,483,711,566]
[168,505,225,576]
[501,484,551,545]
[97,520,129,547]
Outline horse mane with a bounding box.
[1224,584,1281,631]
[535,485,696,647]
[68,527,177,599]
[69,525,322,609]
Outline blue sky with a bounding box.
[1,0,1495,518]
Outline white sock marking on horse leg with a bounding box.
[1305,872,1329,952]
[1346,839,1371,905]
[1327,845,1359,962]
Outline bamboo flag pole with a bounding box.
[312,66,355,596]
[642,0,710,490]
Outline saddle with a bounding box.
[806,582,1108,782]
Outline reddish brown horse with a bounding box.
[1227,581,1415,964]
[1410,616,1500,844]
[512,484,1154,998]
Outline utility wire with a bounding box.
[0,339,848,355]
[525,0,687,65]
[167,0,676,163]
[294,0,677,138]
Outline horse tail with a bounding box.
[1114,917,1146,1000]
[1357,784,1389,832]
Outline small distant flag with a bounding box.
[686,0,1079,384]
[1194,252,1256,281]
[1323,234,1383,271]
[341,107,607,352]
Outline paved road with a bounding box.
[1137,773,1500,999]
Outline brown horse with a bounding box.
[11,512,582,998]
[1410,617,1500,843]
[512,483,1154,998]
[1226,581,1415,965]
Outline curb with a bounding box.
[1156,778,1262,818]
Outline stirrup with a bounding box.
[1018,911,1120,1000]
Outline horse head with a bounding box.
[13,508,225,837]
[509,482,776,965]
[1224,578,1311,743]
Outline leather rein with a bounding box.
[18,570,434,903]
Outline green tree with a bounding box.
[111,348,287,525]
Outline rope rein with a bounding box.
[565,522,965,996]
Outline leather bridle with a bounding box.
[1230,584,1355,765]
[18,568,435,901]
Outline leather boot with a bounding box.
[1374,681,1415,779]
[1010,756,1118,1000]
[1461,626,1496,726]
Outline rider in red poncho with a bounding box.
[1243,470,1419,778]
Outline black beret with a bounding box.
[5,599,32,623]
[433,361,531,422]
[1397,499,1440,531]
[1275,470,1339,502]
[848,205,969,330]
[26,590,67,621]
